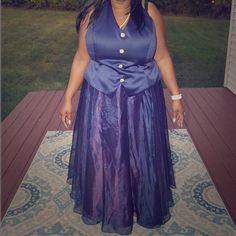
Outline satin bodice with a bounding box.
[84,0,162,97]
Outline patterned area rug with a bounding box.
[1,129,236,236]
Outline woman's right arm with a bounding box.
[60,7,94,128]
[64,9,93,102]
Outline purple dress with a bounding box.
[67,0,176,234]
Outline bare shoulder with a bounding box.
[146,1,163,23]
[80,4,96,29]
[146,1,167,45]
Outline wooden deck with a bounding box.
[1,87,236,225]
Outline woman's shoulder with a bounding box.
[144,1,162,17]
[81,0,107,23]
[144,1,163,27]
[85,4,96,18]
[79,4,95,28]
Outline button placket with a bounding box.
[118,30,126,84]
[119,48,125,54]
[119,77,125,83]
[120,32,126,38]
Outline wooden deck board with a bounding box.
[194,88,236,157]
[180,89,236,222]
[1,92,35,135]
[202,88,236,129]
[187,88,236,182]
[2,91,48,175]
[1,87,236,225]
[2,91,62,215]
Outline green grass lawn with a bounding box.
[1,7,230,121]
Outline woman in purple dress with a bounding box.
[60,0,185,234]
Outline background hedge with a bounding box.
[2,0,232,18]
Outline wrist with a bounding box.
[64,97,72,103]
[171,93,182,101]
[172,99,182,104]
[64,92,73,103]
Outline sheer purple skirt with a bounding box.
[67,78,176,235]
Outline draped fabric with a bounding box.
[67,79,176,235]
[67,0,177,234]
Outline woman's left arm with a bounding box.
[148,2,185,128]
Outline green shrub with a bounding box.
[1,0,232,18]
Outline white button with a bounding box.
[118,64,123,68]
[120,78,125,83]
[119,49,125,54]
[120,32,126,38]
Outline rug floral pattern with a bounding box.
[1,129,235,236]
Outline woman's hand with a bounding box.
[60,100,72,129]
[171,100,185,128]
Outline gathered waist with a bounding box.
[86,59,159,72]
[83,59,162,97]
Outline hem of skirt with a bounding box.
[136,211,172,229]
[170,184,177,189]
[66,178,175,235]
[72,207,173,236]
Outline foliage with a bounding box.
[153,0,231,17]
[1,0,232,18]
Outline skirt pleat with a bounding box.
[67,78,176,235]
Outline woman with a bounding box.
[60,0,185,234]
